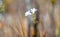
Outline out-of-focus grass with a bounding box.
[51,0,56,5]
[58,27,60,37]
[0,0,60,37]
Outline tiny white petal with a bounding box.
[31,8,37,14]
[25,10,32,16]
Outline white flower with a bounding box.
[31,8,37,14]
[25,8,37,16]
[25,10,32,16]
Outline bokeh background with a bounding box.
[0,0,60,37]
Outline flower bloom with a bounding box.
[25,10,32,16]
[31,8,37,14]
[25,8,37,16]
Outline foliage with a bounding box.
[51,0,56,5]
[58,27,60,37]
[0,0,8,14]
[0,0,4,13]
